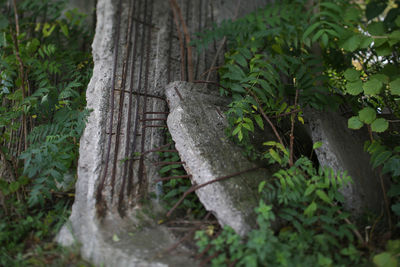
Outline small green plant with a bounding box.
[158,134,206,218]
[192,0,400,265]
[0,0,93,263]
[196,157,362,266]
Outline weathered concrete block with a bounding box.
[305,108,386,215]
[166,81,273,236]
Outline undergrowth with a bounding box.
[0,0,93,264]
[191,0,400,266]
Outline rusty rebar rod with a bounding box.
[166,166,261,217]
[96,0,123,212]
[111,0,137,202]
[119,0,141,214]
[137,0,154,198]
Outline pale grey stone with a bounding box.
[305,109,386,215]
[166,81,273,236]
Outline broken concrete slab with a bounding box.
[57,0,275,265]
[166,81,273,236]
[305,108,386,215]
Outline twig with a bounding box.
[245,88,285,149]
[333,204,365,246]
[289,88,299,167]
[166,167,260,217]
[11,0,28,152]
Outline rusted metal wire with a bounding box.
[153,161,185,166]
[126,0,148,198]
[96,0,123,215]
[137,0,154,198]
[110,0,137,202]
[166,166,261,217]
[118,0,141,215]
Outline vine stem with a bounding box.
[245,88,285,149]
[289,87,299,167]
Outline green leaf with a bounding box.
[0,15,9,31]
[231,84,246,93]
[313,141,323,150]
[363,79,383,95]
[254,114,264,130]
[368,21,385,36]
[372,150,392,169]
[389,30,400,45]
[258,181,266,193]
[316,189,331,204]
[358,107,376,124]
[376,44,392,57]
[112,234,120,242]
[344,68,360,82]
[371,118,389,133]
[304,201,317,217]
[341,35,362,52]
[269,149,281,164]
[345,80,363,95]
[303,22,321,41]
[373,252,397,267]
[389,78,400,96]
[371,74,389,84]
[304,184,316,196]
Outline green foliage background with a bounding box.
[191,0,400,266]
[0,0,93,265]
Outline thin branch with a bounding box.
[11,0,28,152]
[289,88,299,167]
[245,88,285,149]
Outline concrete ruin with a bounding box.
[57,0,272,266]
[305,109,387,215]
[166,81,274,236]
[56,0,387,265]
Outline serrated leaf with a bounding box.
[344,68,360,82]
[371,118,389,133]
[371,74,389,84]
[368,22,385,36]
[358,107,376,124]
[348,116,363,130]
[363,79,383,95]
[341,35,362,52]
[389,78,400,95]
[376,44,392,57]
[346,80,363,95]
